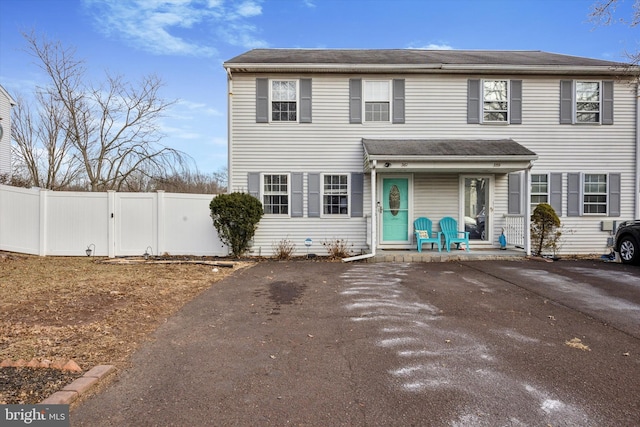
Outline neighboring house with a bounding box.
[223,49,638,257]
[0,84,16,177]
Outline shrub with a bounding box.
[322,238,353,260]
[272,238,296,260]
[210,192,263,257]
[531,203,561,256]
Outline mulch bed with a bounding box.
[0,367,82,404]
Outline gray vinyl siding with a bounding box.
[230,73,637,256]
[413,175,460,230]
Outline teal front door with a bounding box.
[381,177,410,244]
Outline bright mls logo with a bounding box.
[1,405,69,426]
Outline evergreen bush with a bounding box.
[210,193,263,257]
[530,203,561,256]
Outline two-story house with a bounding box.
[223,49,638,258]
[0,84,15,177]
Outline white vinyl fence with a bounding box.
[0,184,228,257]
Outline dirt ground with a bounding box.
[0,252,252,403]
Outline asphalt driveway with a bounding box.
[71,259,640,426]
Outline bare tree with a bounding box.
[589,0,640,27]
[151,167,228,194]
[17,31,187,191]
[11,92,81,189]
[590,0,640,68]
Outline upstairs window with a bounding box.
[271,80,297,122]
[560,80,613,125]
[263,174,289,215]
[256,78,312,124]
[364,80,390,122]
[575,81,600,123]
[467,79,521,124]
[322,174,349,215]
[483,80,508,122]
[350,79,404,124]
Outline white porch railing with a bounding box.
[503,214,526,248]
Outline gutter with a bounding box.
[223,63,633,76]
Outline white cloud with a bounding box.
[408,42,455,50]
[235,1,262,17]
[82,0,266,57]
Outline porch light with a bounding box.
[85,243,95,257]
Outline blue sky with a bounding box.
[0,0,638,174]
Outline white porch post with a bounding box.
[370,160,377,256]
[524,167,531,256]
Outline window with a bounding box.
[322,174,349,215]
[364,80,390,122]
[576,81,600,123]
[531,174,549,208]
[468,79,521,125]
[263,174,289,214]
[483,80,508,122]
[271,80,297,122]
[583,174,607,214]
[561,80,613,125]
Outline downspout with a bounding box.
[524,166,532,256]
[343,160,377,262]
[226,67,233,194]
[636,84,640,219]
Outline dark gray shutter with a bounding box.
[550,173,563,216]
[560,80,573,124]
[256,78,269,123]
[609,173,621,216]
[299,79,312,123]
[291,172,303,217]
[351,172,364,217]
[508,173,521,214]
[602,80,614,125]
[392,79,405,124]
[510,80,522,124]
[349,79,362,124]
[308,173,320,217]
[567,173,581,216]
[467,79,481,124]
[248,172,260,199]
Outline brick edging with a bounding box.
[39,365,116,405]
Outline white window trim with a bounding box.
[574,80,601,125]
[320,173,350,218]
[530,173,550,210]
[481,79,509,124]
[261,172,291,217]
[269,79,299,123]
[581,172,608,216]
[363,79,392,123]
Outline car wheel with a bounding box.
[619,235,640,264]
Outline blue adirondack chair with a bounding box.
[414,217,442,252]
[440,216,470,252]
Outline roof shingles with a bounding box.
[362,139,537,158]
[225,49,626,68]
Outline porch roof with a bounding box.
[362,138,538,173]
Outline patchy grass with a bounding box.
[0,253,252,370]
